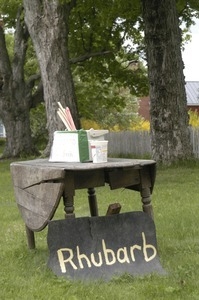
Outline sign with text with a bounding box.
[47,212,165,281]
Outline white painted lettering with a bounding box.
[77,246,92,269]
[130,244,142,261]
[57,248,77,273]
[90,252,103,267]
[56,232,158,273]
[117,247,130,264]
[102,239,116,265]
[142,232,157,262]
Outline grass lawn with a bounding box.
[1,157,199,300]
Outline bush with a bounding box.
[188,109,199,127]
[30,103,48,150]
[0,137,6,154]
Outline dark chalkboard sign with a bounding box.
[47,211,165,281]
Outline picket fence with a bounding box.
[107,127,199,158]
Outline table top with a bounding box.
[10,157,156,231]
[11,157,156,170]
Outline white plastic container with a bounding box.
[90,140,108,163]
[86,129,109,161]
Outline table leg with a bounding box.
[63,194,75,218]
[63,172,75,218]
[25,225,35,249]
[88,188,99,216]
[140,187,154,220]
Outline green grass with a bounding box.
[1,158,199,299]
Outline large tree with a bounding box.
[141,0,194,164]
[23,0,81,155]
[1,0,198,161]
[23,0,148,155]
[0,7,42,158]
[1,0,147,157]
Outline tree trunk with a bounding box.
[2,104,35,158]
[141,0,193,164]
[23,0,80,156]
[0,8,38,158]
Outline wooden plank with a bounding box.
[18,204,48,231]
[106,203,121,215]
[106,168,140,189]
[10,158,155,172]
[25,226,35,249]
[14,183,62,217]
[13,181,64,231]
[74,169,105,189]
[139,165,156,193]
[10,164,65,189]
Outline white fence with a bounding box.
[107,128,199,158]
[189,127,199,158]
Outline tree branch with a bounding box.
[27,73,41,89]
[70,50,112,64]
[12,6,29,83]
[0,26,12,77]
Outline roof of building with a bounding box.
[185,81,199,106]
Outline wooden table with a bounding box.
[10,158,156,249]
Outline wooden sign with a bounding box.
[47,212,165,281]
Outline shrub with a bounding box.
[188,109,199,127]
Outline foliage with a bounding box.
[80,119,101,130]
[80,105,197,133]
[1,158,199,299]
[24,39,40,79]
[74,61,148,126]
[129,119,150,131]
[1,0,149,141]
[1,0,199,159]
[30,103,48,150]
[69,0,199,122]
[188,109,199,127]
[177,0,199,51]
[5,33,14,59]
[1,0,199,114]
[0,0,21,27]
[81,118,150,131]
[69,0,149,120]
[81,115,150,132]
[0,137,5,154]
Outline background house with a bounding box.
[138,81,199,120]
[138,96,151,121]
[185,81,199,113]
